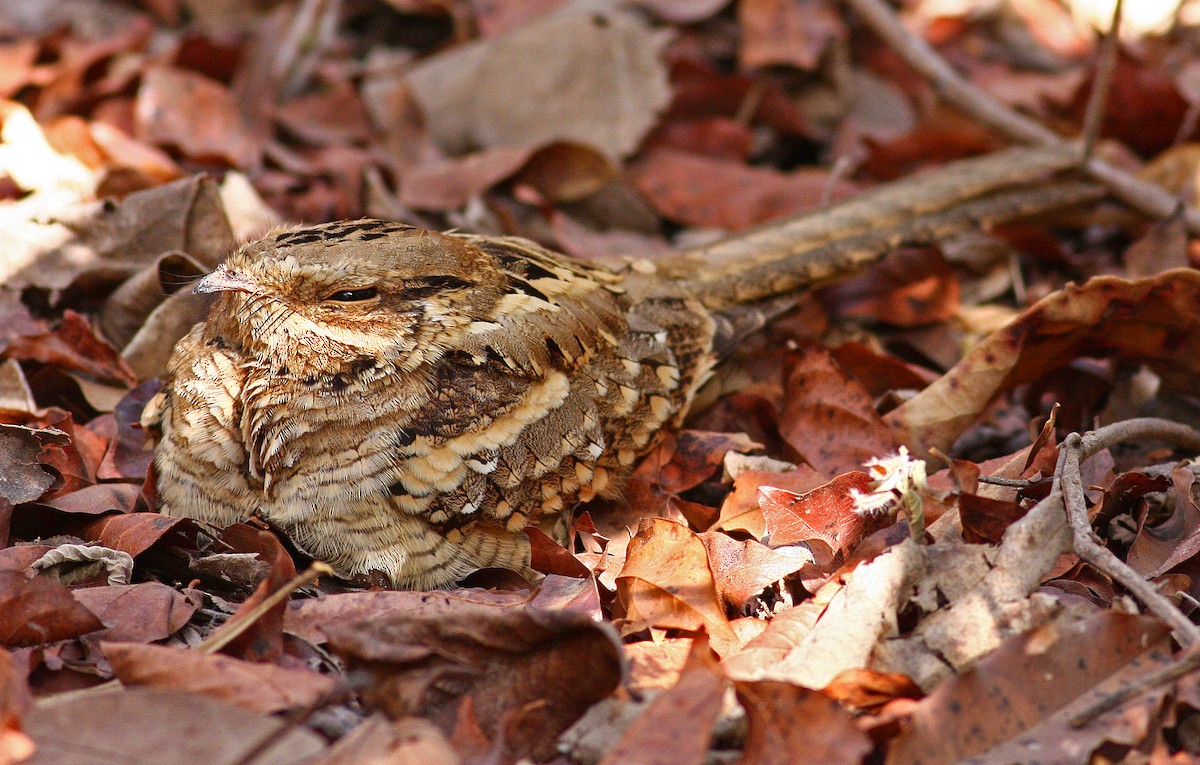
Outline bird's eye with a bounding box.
[325,287,379,302]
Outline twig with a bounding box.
[841,0,1200,234]
[977,475,1052,488]
[198,561,333,655]
[1080,0,1124,164]
[1057,418,1200,647]
[1026,419,1200,728]
[228,686,352,765]
[1070,645,1200,727]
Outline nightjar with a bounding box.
[142,219,817,587]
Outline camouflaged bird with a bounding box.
[140,219,828,588]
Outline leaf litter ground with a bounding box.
[3,0,1200,763]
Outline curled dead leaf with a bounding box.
[889,269,1200,453]
[103,642,336,714]
[325,602,624,761]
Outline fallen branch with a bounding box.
[198,562,333,655]
[1058,419,1200,647]
[656,144,1102,308]
[842,0,1200,234]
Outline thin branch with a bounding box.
[1080,0,1124,164]
[977,475,1052,488]
[1071,645,1200,727]
[841,0,1200,235]
[1059,434,1200,644]
[1078,418,1200,460]
[1054,418,1200,647]
[198,561,333,655]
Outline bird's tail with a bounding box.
[637,144,1099,311]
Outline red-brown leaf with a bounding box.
[0,571,103,647]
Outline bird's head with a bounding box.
[196,220,507,370]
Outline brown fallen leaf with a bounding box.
[5,311,135,388]
[667,57,812,137]
[103,642,336,714]
[624,636,694,693]
[212,523,298,661]
[737,0,845,71]
[886,611,1172,765]
[958,493,1028,544]
[641,116,754,162]
[528,527,591,579]
[73,582,198,643]
[735,679,871,765]
[305,714,461,765]
[829,341,939,398]
[820,667,924,713]
[0,546,51,574]
[758,472,875,552]
[285,589,529,645]
[35,483,141,517]
[723,539,924,688]
[889,269,1200,453]
[636,0,727,23]
[598,638,727,765]
[136,66,263,167]
[778,347,899,477]
[34,414,107,495]
[94,381,157,480]
[0,647,33,765]
[99,250,207,352]
[80,512,193,560]
[407,5,670,158]
[818,246,961,327]
[511,141,618,203]
[0,570,103,647]
[325,601,624,761]
[1128,466,1200,579]
[398,145,534,211]
[22,687,324,764]
[0,41,38,99]
[632,149,858,230]
[1124,212,1189,278]
[0,424,64,504]
[527,573,603,619]
[617,518,739,655]
[714,465,829,539]
[274,80,373,146]
[1092,471,1172,539]
[699,531,808,611]
[634,430,760,496]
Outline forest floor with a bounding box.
[3,0,1200,763]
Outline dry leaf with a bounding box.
[886,612,1172,765]
[104,642,336,714]
[136,66,263,167]
[0,570,104,647]
[736,680,872,765]
[598,638,727,765]
[778,347,899,477]
[889,270,1200,453]
[738,0,845,71]
[633,149,857,230]
[72,583,198,642]
[617,518,739,654]
[325,602,624,761]
[407,4,671,158]
[22,688,325,764]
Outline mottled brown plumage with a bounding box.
[142,219,796,588]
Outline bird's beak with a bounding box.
[194,266,258,295]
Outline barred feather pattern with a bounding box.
[144,220,769,588]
